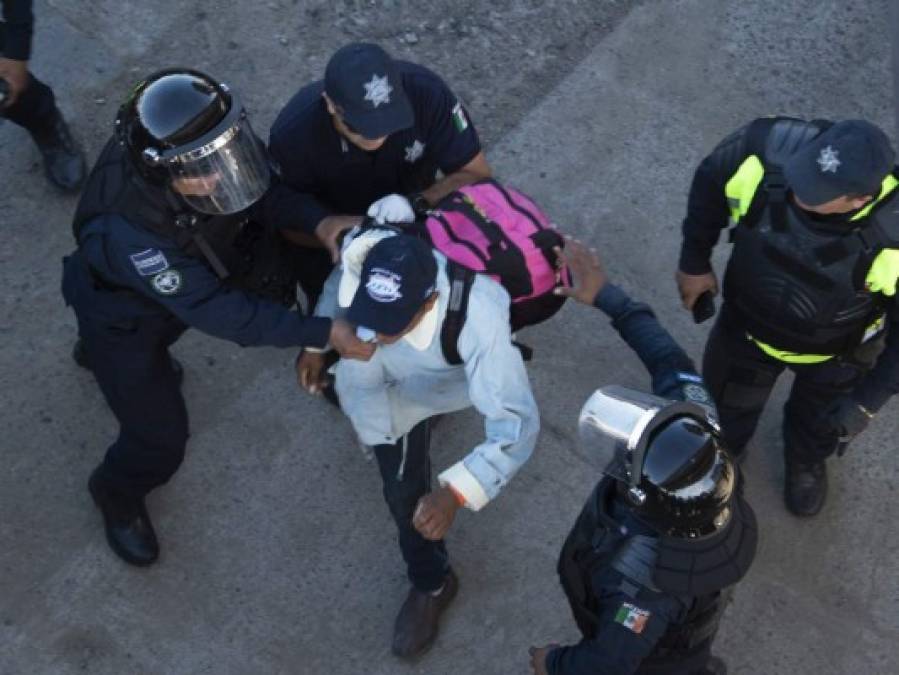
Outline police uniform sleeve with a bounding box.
[89,215,331,349]
[262,134,333,235]
[545,588,681,675]
[436,281,539,510]
[679,121,755,275]
[2,0,34,60]
[413,72,482,175]
[853,299,899,412]
[593,283,714,405]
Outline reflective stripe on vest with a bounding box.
[751,314,887,364]
[725,164,899,361]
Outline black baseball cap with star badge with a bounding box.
[324,42,415,139]
[784,119,895,206]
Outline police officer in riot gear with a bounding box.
[530,241,757,675]
[62,69,373,566]
[676,117,899,516]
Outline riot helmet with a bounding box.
[578,385,735,539]
[115,69,270,215]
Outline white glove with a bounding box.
[367,194,415,225]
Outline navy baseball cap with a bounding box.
[324,42,414,139]
[784,120,895,206]
[347,235,438,336]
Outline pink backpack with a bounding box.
[419,180,571,363]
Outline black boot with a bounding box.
[31,109,85,192]
[88,467,159,566]
[784,459,828,516]
[73,339,184,386]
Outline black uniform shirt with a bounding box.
[264,61,481,234]
[1,0,34,60]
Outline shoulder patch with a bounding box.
[130,248,170,276]
[614,602,651,634]
[151,269,182,295]
[452,102,469,132]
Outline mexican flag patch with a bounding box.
[614,602,651,634]
[452,101,469,132]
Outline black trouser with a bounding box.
[1,72,57,136]
[373,419,449,592]
[702,307,885,463]
[0,30,58,137]
[63,255,190,498]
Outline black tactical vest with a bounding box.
[722,118,899,355]
[558,479,756,668]
[72,139,298,306]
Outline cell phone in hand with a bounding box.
[692,291,716,324]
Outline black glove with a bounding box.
[825,396,875,456]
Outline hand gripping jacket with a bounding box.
[721,117,899,358]
[557,478,757,668]
[72,139,298,306]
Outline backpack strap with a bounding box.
[440,261,476,365]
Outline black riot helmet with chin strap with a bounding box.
[578,385,736,539]
[115,68,270,215]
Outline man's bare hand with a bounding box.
[412,486,461,541]
[296,350,327,394]
[329,318,375,361]
[553,237,608,305]
[675,270,718,310]
[528,645,558,675]
[315,215,363,263]
[0,58,29,108]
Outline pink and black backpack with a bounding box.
[418,179,571,364]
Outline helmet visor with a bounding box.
[167,114,270,215]
[577,386,672,483]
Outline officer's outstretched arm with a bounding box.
[96,220,331,350]
[557,240,709,404]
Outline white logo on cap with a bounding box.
[363,74,392,108]
[404,140,425,163]
[817,145,841,173]
[365,268,403,303]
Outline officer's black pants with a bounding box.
[702,308,884,463]
[63,256,189,498]
[1,72,57,137]
[373,419,449,593]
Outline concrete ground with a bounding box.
[2,0,898,673]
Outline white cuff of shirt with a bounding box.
[438,462,490,512]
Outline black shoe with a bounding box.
[72,339,184,386]
[88,467,159,566]
[31,110,85,192]
[784,459,828,516]
[392,570,458,658]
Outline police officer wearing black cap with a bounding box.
[675,117,899,516]
[530,242,757,675]
[0,0,84,190]
[262,41,492,270]
[62,69,374,567]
